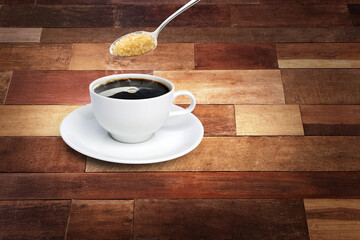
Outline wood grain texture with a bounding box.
[0,71,11,103]
[349,4,360,26]
[235,105,304,136]
[154,70,284,104]
[179,104,236,136]
[304,199,360,240]
[134,199,308,240]
[0,172,359,199]
[261,0,360,2]
[69,43,195,70]
[86,136,360,172]
[2,0,35,4]
[195,43,278,69]
[5,70,152,104]
[66,200,133,240]
[301,105,360,136]
[0,137,85,173]
[281,69,360,104]
[0,5,115,27]
[277,43,360,68]
[231,4,352,27]
[0,200,70,240]
[0,44,72,71]
[0,28,41,42]
[36,0,258,4]
[0,105,80,136]
[116,5,230,27]
[40,27,360,43]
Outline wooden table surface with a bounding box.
[1,1,360,239]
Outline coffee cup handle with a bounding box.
[170,90,196,117]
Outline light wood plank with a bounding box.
[40,27,360,44]
[235,105,304,136]
[231,4,352,27]
[277,43,360,68]
[281,69,360,104]
[0,200,70,240]
[154,70,284,104]
[1,172,360,199]
[0,137,85,173]
[0,71,11,103]
[304,199,360,240]
[86,136,360,172]
[0,105,80,136]
[66,200,133,240]
[69,43,194,70]
[0,44,72,71]
[301,105,360,136]
[0,28,41,43]
[134,199,308,240]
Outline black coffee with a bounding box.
[94,78,170,100]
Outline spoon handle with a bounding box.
[153,0,200,37]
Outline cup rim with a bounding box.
[89,73,174,102]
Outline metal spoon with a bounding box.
[110,0,200,57]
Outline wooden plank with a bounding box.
[66,200,133,240]
[36,0,258,4]
[2,0,35,4]
[0,28,41,43]
[0,137,85,173]
[0,71,11,103]
[5,70,152,104]
[235,105,303,136]
[154,70,284,104]
[0,172,359,199]
[261,0,360,2]
[301,105,360,136]
[277,43,360,68]
[86,136,360,172]
[231,4,352,27]
[0,44,72,71]
[195,43,278,69]
[0,105,80,136]
[281,69,360,104]
[349,4,360,26]
[40,27,360,44]
[0,200,70,240]
[69,43,195,70]
[179,104,236,136]
[0,5,115,27]
[134,199,308,240]
[304,199,360,240]
[116,5,230,28]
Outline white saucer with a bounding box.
[60,104,204,164]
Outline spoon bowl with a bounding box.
[110,0,200,58]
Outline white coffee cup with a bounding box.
[89,74,196,143]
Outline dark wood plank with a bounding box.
[0,200,70,240]
[134,199,309,240]
[86,136,360,172]
[304,199,360,240]
[116,4,230,27]
[195,43,278,70]
[40,27,360,44]
[37,0,257,4]
[261,0,360,3]
[0,44,72,71]
[0,137,85,173]
[277,43,360,68]
[0,71,11,103]
[0,172,359,199]
[301,105,360,136]
[0,5,115,27]
[231,4,352,27]
[66,200,133,240]
[349,4,360,26]
[5,70,152,104]
[281,69,360,104]
[2,0,35,4]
